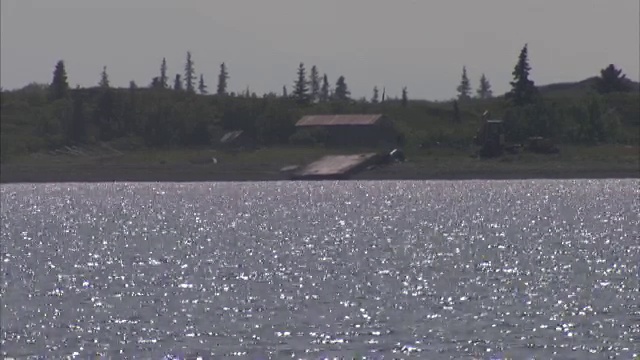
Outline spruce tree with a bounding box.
[160,58,168,88]
[309,65,320,102]
[99,66,110,88]
[595,64,632,94]
[292,63,310,104]
[184,51,196,93]
[371,86,379,103]
[334,76,350,101]
[401,87,408,107]
[198,74,208,94]
[174,74,183,91]
[150,77,161,89]
[476,74,493,99]
[217,63,229,96]
[49,60,69,100]
[282,85,288,98]
[456,66,471,100]
[506,44,537,106]
[320,74,330,102]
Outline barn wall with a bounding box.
[299,124,399,147]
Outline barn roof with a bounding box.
[296,114,384,127]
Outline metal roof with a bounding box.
[296,114,384,127]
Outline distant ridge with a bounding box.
[534,77,640,97]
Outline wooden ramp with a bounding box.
[291,153,380,180]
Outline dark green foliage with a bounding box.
[255,98,297,144]
[150,77,161,89]
[217,63,229,96]
[95,86,118,140]
[595,64,632,94]
[198,74,208,95]
[456,66,471,100]
[320,74,330,102]
[99,66,110,88]
[334,76,350,101]
[503,95,622,144]
[282,86,288,98]
[49,60,69,101]
[292,63,310,105]
[309,65,320,103]
[184,52,196,93]
[69,88,87,143]
[124,82,139,136]
[452,100,460,123]
[174,74,183,91]
[506,44,537,106]
[477,74,492,99]
[401,87,408,107]
[2,56,638,163]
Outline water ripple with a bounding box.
[1,180,639,359]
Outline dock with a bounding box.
[291,153,381,180]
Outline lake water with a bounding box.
[1,180,639,359]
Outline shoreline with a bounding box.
[1,163,638,184]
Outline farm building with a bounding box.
[294,114,401,147]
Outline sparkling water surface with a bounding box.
[1,180,639,359]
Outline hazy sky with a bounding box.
[2,0,639,100]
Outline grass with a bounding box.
[1,143,638,183]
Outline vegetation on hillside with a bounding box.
[1,45,638,162]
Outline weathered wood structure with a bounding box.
[294,114,400,147]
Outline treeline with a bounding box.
[1,44,638,160]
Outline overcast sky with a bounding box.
[1,0,639,100]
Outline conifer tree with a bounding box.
[150,77,161,89]
[595,64,632,94]
[334,76,350,101]
[456,66,471,100]
[292,63,310,105]
[160,58,168,88]
[217,62,229,96]
[282,85,288,98]
[184,51,196,93]
[174,74,183,91]
[309,65,320,102]
[198,74,207,94]
[49,60,69,100]
[320,74,330,102]
[371,86,379,103]
[506,44,537,106]
[99,66,110,88]
[401,87,408,107]
[476,74,493,99]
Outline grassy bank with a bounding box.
[1,145,637,183]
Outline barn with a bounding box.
[294,114,401,147]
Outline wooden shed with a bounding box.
[294,114,400,147]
